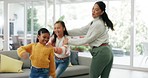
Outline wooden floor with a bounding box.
[109,68,148,78]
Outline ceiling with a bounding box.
[48,0,97,4]
[1,0,98,6]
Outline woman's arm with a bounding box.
[68,23,90,36]
[68,20,106,46]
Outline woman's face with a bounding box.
[54,23,65,38]
[92,4,103,18]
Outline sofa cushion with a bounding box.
[20,58,31,69]
[20,53,31,68]
[60,65,89,77]
[68,62,73,67]
[0,50,19,60]
[0,69,30,78]
[0,54,23,72]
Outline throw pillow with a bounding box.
[0,54,23,72]
[70,50,79,65]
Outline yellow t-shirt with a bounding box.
[17,43,56,78]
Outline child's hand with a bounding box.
[65,46,70,56]
[46,41,51,46]
[65,50,70,56]
[54,47,57,53]
[21,52,29,59]
[63,38,68,45]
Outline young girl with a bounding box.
[17,28,56,78]
[48,21,70,78]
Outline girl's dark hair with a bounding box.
[36,28,50,42]
[95,1,114,31]
[52,21,69,44]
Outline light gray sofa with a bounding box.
[0,50,91,78]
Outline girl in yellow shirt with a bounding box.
[17,28,56,78]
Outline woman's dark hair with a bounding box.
[52,20,69,44]
[36,28,50,43]
[95,1,114,31]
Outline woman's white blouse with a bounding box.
[68,17,109,47]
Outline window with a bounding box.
[134,0,148,68]
[0,1,4,51]
[108,0,131,65]
[56,2,93,30]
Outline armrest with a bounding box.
[78,56,92,66]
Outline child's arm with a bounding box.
[17,43,34,59]
[49,47,56,78]
[54,45,70,56]
[20,52,29,59]
[48,36,70,56]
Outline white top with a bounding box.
[54,36,70,58]
[68,17,109,47]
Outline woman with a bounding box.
[64,1,114,78]
[49,21,70,78]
